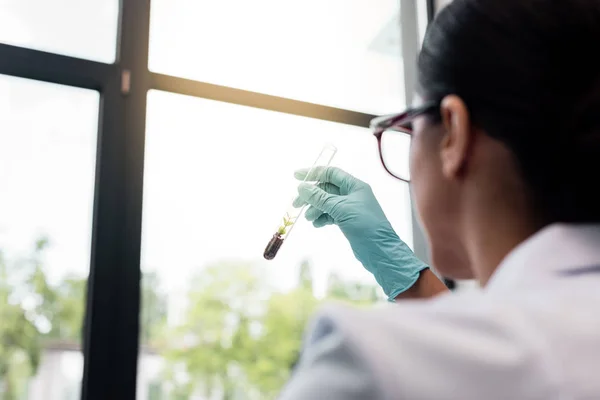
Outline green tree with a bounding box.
[15,238,87,343]
[0,249,42,400]
[162,261,268,399]
[298,259,314,291]
[45,276,86,341]
[141,270,169,347]
[247,258,318,394]
[326,272,380,305]
[0,238,168,398]
[248,285,319,398]
[161,260,380,399]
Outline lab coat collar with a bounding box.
[485,223,600,293]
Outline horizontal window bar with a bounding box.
[0,43,115,90]
[151,72,375,128]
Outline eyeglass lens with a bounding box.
[380,129,411,181]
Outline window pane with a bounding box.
[0,0,119,63]
[138,90,411,398]
[149,0,405,114]
[0,75,98,399]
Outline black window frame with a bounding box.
[0,0,426,398]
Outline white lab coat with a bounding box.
[279,224,600,399]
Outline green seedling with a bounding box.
[277,213,296,236]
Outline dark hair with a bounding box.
[418,0,600,223]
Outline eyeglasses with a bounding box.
[370,101,439,182]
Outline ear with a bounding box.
[439,95,472,179]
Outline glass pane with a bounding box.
[137,90,412,399]
[0,0,119,63]
[149,0,405,114]
[0,75,98,399]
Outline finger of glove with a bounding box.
[293,181,341,209]
[318,182,340,195]
[313,213,334,228]
[297,183,340,216]
[294,167,321,182]
[295,166,360,193]
[304,205,324,222]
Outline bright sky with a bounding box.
[0,0,414,335]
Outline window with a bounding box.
[149,0,405,114]
[0,0,422,397]
[0,75,98,399]
[0,0,119,62]
[139,91,412,398]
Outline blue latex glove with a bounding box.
[293,166,429,301]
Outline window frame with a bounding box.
[0,0,424,398]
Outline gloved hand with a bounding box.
[293,166,429,301]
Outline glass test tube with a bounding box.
[263,144,338,260]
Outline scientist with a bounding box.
[279,0,600,398]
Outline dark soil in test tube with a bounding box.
[264,233,284,260]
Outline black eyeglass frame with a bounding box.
[370,101,439,182]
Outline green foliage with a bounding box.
[277,213,296,236]
[326,272,381,305]
[141,271,169,347]
[247,287,319,397]
[161,261,267,399]
[0,248,42,400]
[0,239,167,399]
[160,259,378,399]
[1,238,379,399]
